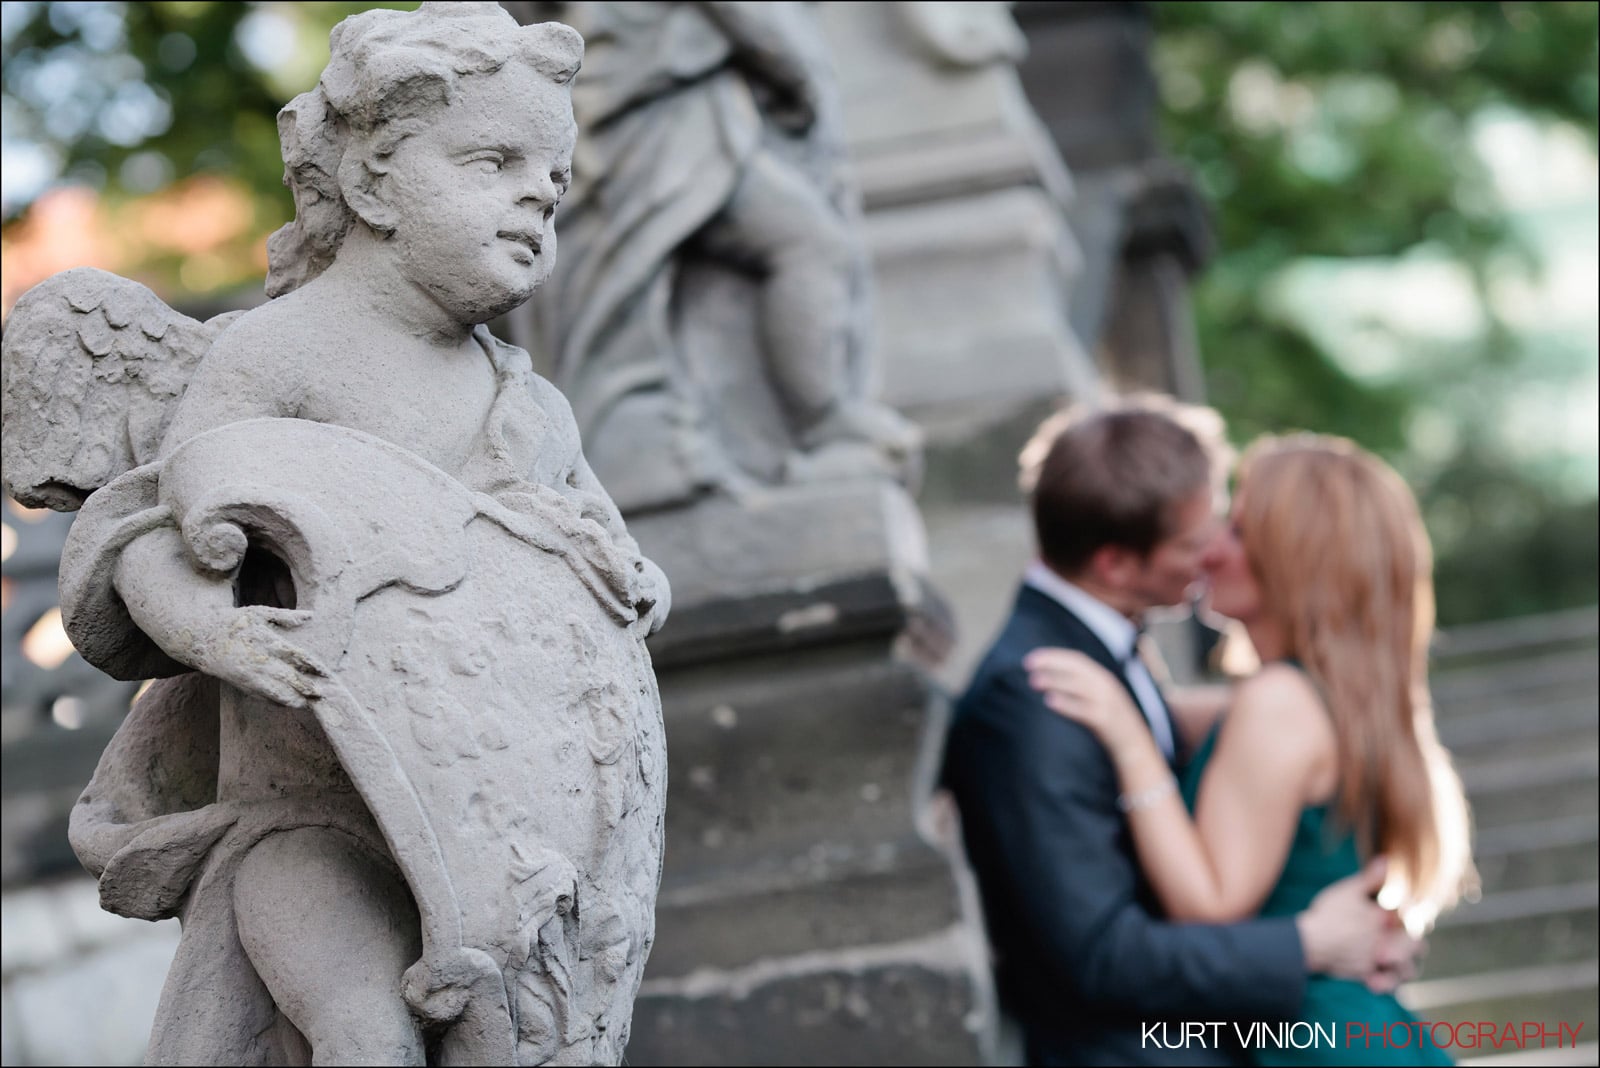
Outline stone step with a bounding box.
[1461,753,1598,830]
[1401,961,1598,1043]
[647,837,964,980]
[1476,814,1600,859]
[630,925,991,1066]
[1436,881,1599,930]
[1455,727,1599,778]
[1437,691,1597,737]
[1432,652,1598,714]
[1442,697,1599,766]
[1461,747,1598,794]
[1426,883,1598,978]
[1432,607,1599,667]
[1474,835,1600,897]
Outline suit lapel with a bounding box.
[1014,585,1178,768]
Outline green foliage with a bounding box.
[1,1,418,221]
[1431,450,1600,624]
[1153,1,1600,625]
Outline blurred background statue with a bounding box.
[509,0,920,514]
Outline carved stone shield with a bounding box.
[157,418,666,1065]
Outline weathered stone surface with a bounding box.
[626,645,994,1065]
[629,947,991,1067]
[657,655,935,873]
[858,189,1095,423]
[650,860,966,979]
[1011,1,1160,174]
[633,479,943,669]
[819,1,1096,431]
[1,5,666,1064]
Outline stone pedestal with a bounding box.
[627,530,994,1064]
[820,2,1097,433]
[613,465,991,1064]
[633,481,936,668]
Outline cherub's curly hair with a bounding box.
[265,1,582,297]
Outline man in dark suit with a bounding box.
[942,402,1413,1066]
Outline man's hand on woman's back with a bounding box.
[1295,857,1423,993]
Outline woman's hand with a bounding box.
[1023,648,1149,759]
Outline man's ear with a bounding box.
[1088,543,1139,592]
[338,149,398,234]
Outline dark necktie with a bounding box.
[1121,626,1177,762]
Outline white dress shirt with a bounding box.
[1023,560,1176,760]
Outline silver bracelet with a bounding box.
[1117,776,1178,813]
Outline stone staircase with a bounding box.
[1401,606,1599,1066]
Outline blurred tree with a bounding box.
[4,2,277,218]
[1,1,418,301]
[2,2,419,219]
[1153,0,1599,624]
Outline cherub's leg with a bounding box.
[235,826,425,1066]
[699,149,855,430]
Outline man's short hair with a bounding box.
[1020,394,1230,576]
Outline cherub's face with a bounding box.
[381,63,575,325]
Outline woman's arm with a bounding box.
[1025,652,1334,923]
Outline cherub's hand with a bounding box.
[402,946,505,1024]
[1024,648,1146,757]
[636,558,672,636]
[402,947,516,1063]
[192,606,326,708]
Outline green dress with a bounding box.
[1179,723,1452,1066]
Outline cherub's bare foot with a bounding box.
[793,400,923,487]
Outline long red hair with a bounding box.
[1235,434,1476,929]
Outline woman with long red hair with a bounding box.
[1026,433,1476,1065]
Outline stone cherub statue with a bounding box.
[0,4,667,1064]
[512,0,920,512]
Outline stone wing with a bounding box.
[1,267,220,510]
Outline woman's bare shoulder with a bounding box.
[1224,662,1337,769]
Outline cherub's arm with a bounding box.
[104,314,324,699]
[569,448,672,633]
[1026,654,1332,923]
[534,376,672,632]
[111,525,325,707]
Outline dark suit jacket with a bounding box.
[942,585,1306,1066]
